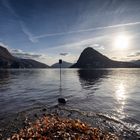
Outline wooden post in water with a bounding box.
[59,59,62,86]
[58,59,67,104]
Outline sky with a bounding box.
[0,0,140,65]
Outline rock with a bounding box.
[58,98,67,104]
[42,108,47,112]
[34,114,38,118]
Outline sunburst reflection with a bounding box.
[115,82,127,118]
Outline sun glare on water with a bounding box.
[114,34,130,49]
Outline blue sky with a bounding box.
[0,0,140,65]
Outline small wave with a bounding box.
[48,105,140,139]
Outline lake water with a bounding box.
[0,69,140,138]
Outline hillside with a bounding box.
[0,46,49,68]
[71,47,139,68]
[51,61,72,68]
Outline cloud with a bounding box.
[11,49,43,59]
[42,37,107,65]
[33,21,140,39]
[0,42,8,48]
[60,53,68,56]
[19,21,38,43]
[127,52,140,58]
[2,0,37,43]
[92,44,100,47]
[111,57,117,60]
[89,44,105,50]
[46,35,106,56]
[1,0,18,18]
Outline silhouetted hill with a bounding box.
[51,61,72,68]
[0,46,49,68]
[0,46,14,60]
[131,60,140,66]
[71,47,139,68]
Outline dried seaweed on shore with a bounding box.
[8,115,119,140]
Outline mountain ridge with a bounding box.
[71,47,140,68]
[0,46,49,68]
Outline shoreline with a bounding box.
[0,105,139,139]
[8,114,119,140]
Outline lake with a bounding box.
[0,68,140,139]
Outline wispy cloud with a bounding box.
[43,36,107,65]
[46,35,106,55]
[34,21,140,39]
[19,21,38,43]
[1,0,37,43]
[60,53,68,56]
[89,44,105,50]
[11,49,43,59]
[0,42,9,49]
[1,0,18,18]
[127,52,140,58]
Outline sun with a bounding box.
[114,34,129,49]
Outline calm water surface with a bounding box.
[0,69,140,136]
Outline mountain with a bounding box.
[0,45,14,60]
[71,47,139,68]
[131,60,140,66]
[0,46,49,68]
[51,61,72,68]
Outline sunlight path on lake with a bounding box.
[115,81,127,119]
